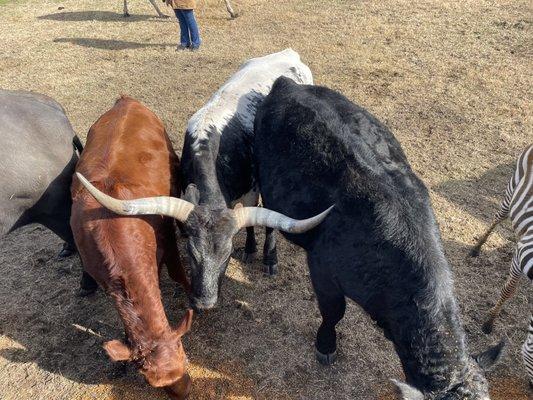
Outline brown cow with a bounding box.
[71,96,192,399]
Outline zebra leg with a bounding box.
[263,227,278,276]
[521,315,533,388]
[123,0,130,17]
[148,0,169,18]
[482,251,521,334]
[471,218,505,257]
[471,170,515,257]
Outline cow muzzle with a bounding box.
[189,295,218,312]
[164,373,192,400]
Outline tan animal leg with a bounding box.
[224,0,238,18]
[482,251,522,334]
[123,0,130,17]
[148,0,168,18]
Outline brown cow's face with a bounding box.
[182,207,238,311]
[141,338,189,389]
[104,310,194,399]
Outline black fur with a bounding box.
[253,77,502,398]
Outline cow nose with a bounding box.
[190,296,218,312]
[164,373,192,400]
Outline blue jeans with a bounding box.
[174,9,201,48]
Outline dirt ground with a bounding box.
[0,0,531,399]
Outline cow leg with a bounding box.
[309,256,346,365]
[262,228,278,275]
[314,291,346,365]
[58,241,76,258]
[148,0,168,17]
[38,215,77,259]
[123,0,130,17]
[243,227,258,263]
[79,270,98,296]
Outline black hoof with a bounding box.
[242,252,257,264]
[58,242,76,258]
[77,287,97,297]
[482,320,494,335]
[315,349,337,365]
[470,248,480,258]
[58,248,75,258]
[123,13,131,18]
[263,263,278,276]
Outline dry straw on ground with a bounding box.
[0,0,531,399]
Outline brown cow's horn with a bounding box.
[76,173,194,222]
[233,205,334,232]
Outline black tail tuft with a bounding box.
[73,136,84,153]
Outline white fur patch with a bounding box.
[187,49,313,153]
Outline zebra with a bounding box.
[471,143,532,386]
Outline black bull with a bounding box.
[253,77,504,400]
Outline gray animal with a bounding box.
[0,89,96,293]
[253,77,504,400]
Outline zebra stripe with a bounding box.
[522,316,533,385]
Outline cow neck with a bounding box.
[109,270,172,356]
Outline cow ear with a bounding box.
[103,340,132,362]
[391,380,424,400]
[183,184,200,205]
[174,309,194,337]
[474,340,505,371]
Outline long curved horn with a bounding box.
[233,205,334,233]
[76,173,194,222]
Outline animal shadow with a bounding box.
[38,11,164,23]
[53,37,174,51]
[0,226,255,399]
[432,162,514,225]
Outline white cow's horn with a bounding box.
[233,205,334,232]
[76,173,194,222]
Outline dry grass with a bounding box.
[0,0,531,399]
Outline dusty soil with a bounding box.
[0,0,531,399]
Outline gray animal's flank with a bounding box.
[0,89,95,290]
[0,89,77,240]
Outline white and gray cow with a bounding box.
[179,49,315,308]
[0,90,97,293]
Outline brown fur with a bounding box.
[71,96,192,399]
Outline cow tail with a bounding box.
[73,136,84,154]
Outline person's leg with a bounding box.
[182,9,201,49]
[174,9,191,48]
